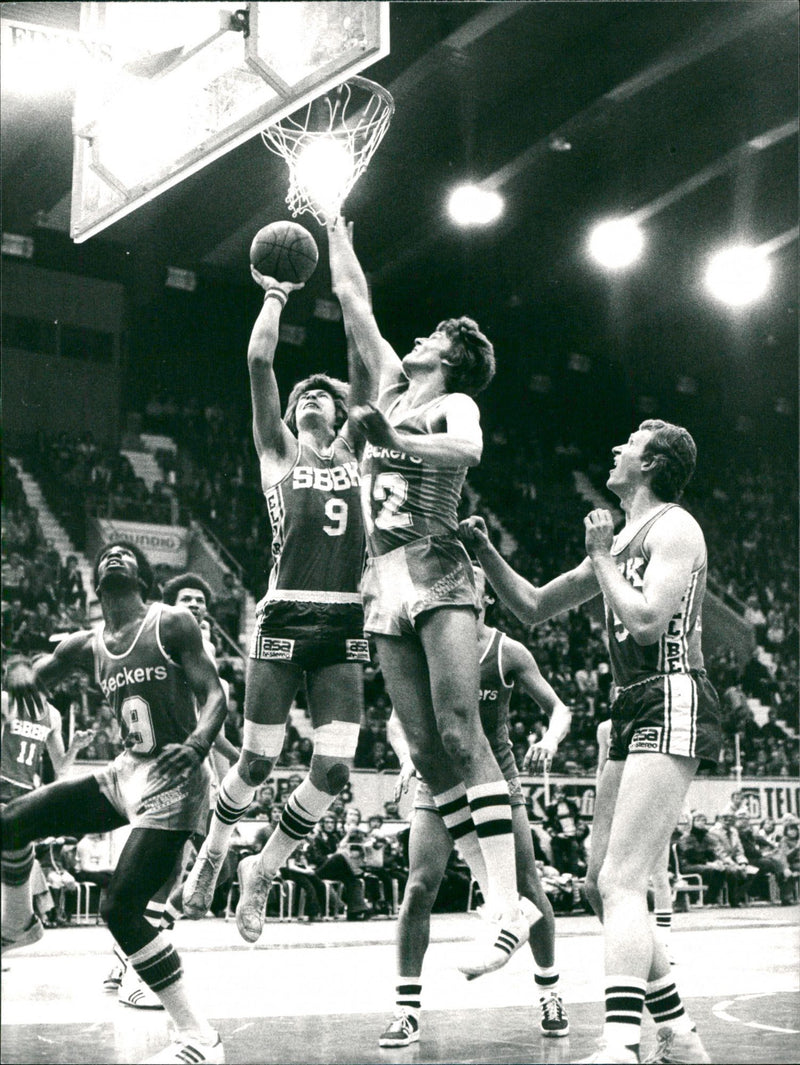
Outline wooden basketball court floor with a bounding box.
[2,905,798,1064]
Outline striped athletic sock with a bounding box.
[144,899,167,928]
[466,781,517,913]
[258,779,335,877]
[654,909,672,935]
[204,769,256,855]
[602,976,647,1050]
[128,933,183,993]
[646,973,694,1034]
[535,965,560,997]
[396,976,422,1022]
[432,785,489,899]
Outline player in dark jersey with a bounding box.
[1,541,227,1065]
[328,217,531,978]
[1,688,94,805]
[460,419,719,1065]
[379,564,572,1048]
[181,263,371,942]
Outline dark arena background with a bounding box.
[1,3,797,1064]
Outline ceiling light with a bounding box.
[588,217,644,270]
[705,245,771,307]
[448,185,504,226]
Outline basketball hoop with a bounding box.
[261,75,394,224]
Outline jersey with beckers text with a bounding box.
[262,437,363,604]
[361,384,472,558]
[93,603,198,755]
[479,628,517,780]
[606,504,707,687]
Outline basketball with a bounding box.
[249,221,319,284]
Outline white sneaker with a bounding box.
[378,1010,420,1048]
[118,964,164,1010]
[234,855,274,944]
[144,1031,225,1063]
[182,843,226,919]
[104,944,127,992]
[640,1027,710,1064]
[1,915,44,955]
[458,905,530,980]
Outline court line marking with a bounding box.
[713,991,800,1035]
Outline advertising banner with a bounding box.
[94,519,188,567]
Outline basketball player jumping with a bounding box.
[1,542,228,1065]
[181,263,372,940]
[460,420,719,1064]
[328,216,532,976]
[379,563,572,1048]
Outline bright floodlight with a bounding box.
[705,246,772,307]
[293,138,355,219]
[588,218,644,270]
[448,185,504,226]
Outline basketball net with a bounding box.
[261,76,394,224]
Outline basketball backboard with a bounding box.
[70,1,389,243]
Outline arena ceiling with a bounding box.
[1,2,798,448]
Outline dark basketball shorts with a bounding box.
[249,599,369,670]
[608,670,721,770]
[362,534,480,637]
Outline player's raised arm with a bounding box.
[247,267,302,485]
[459,516,601,625]
[5,633,94,718]
[585,506,704,644]
[328,215,403,393]
[386,709,417,803]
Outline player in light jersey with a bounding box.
[182,264,371,941]
[328,217,530,977]
[379,564,572,1048]
[1,687,94,805]
[2,541,227,1065]
[104,572,241,1009]
[460,419,719,1065]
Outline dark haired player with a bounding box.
[1,541,227,1064]
[460,420,718,1064]
[379,564,572,1048]
[328,217,532,977]
[104,571,240,1010]
[182,265,371,940]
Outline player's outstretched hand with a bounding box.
[458,515,490,550]
[349,403,398,449]
[394,760,417,803]
[250,265,304,297]
[5,658,46,721]
[522,731,559,774]
[70,729,96,751]
[584,508,615,557]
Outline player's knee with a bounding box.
[309,758,350,795]
[438,727,475,776]
[0,799,29,851]
[238,752,274,787]
[403,873,439,915]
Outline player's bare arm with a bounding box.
[502,639,572,772]
[5,632,95,718]
[327,215,403,392]
[45,704,95,776]
[247,265,303,485]
[152,607,228,787]
[459,516,600,624]
[386,709,416,801]
[585,506,704,644]
[351,394,482,468]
